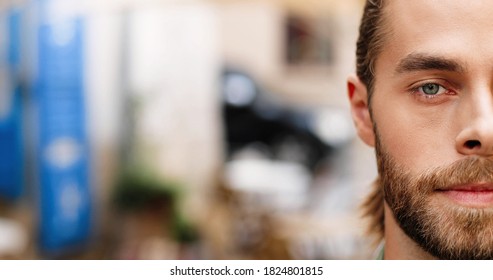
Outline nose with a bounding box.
[455,93,493,156]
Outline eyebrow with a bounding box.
[395,53,466,74]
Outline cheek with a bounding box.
[372,97,458,171]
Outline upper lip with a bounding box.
[437,183,493,192]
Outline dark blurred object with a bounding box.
[113,169,198,244]
[222,68,334,171]
[285,15,335,65]
[107,169,200,259]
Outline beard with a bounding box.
[376,138,493,259]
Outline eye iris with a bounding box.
[422,83,440,95]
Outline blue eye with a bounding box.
[410,81,456,104]
[420,83,444,95]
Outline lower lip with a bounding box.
[440,190,493,207]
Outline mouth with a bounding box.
[436,183,493,208]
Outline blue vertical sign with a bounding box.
[0,8,24,200]
[34,0,92,253]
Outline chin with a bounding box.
[398,194,493,259]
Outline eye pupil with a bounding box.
[423,83,439,95]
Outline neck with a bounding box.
[383,204,436,260]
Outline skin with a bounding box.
[348,0,493,259]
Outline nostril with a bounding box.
[465,140,481,149]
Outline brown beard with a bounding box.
[377,139,493,259]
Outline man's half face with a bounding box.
[369,0,493,259]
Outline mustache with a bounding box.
[415,156,493,191]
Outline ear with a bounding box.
[347,74,375,147]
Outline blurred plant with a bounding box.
[112,167,198,244]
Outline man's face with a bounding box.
[361,0,493,259]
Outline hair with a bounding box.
[356,0,388,102]
[356,0,388,242]
[362,177,384,243]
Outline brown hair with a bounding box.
[356,0,388,242]
[356,0,388,102]
[362,177,384,243]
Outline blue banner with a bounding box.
[34,0,92,254]
[0,8,24,200]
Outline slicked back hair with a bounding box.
[356,0,388,102]
[356,0,388,242]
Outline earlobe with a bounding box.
[347,75,375,147]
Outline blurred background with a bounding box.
[0,0,377,259]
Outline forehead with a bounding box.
[387,0,493,24]
[378,0,493,71]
